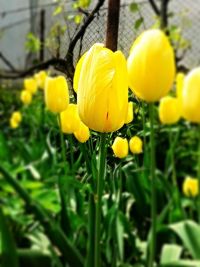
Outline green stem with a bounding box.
[80,143,95,267]
[95,133,107,267]
[68,134,74,168]
[58,115,68,175]
[197,125,200,223]
[169,126,177,187]
[148,103,157,267]
[57,115,71,236]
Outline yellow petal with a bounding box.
[127,29,175,102]
[159,96,181,124]
[112,137,128,158]
[77,43,128,132]
[129,136,143,154]
[60,104,81,134]
[182,67,200,123]
[45,76,69,113]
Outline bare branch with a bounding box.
[0,52,17,71]
[0,58,66,79]
[0,0,105,81]
[148,0,160,15]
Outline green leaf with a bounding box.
[134,18,144,30]
[116,212,124,261]
[161,260,200,267]
[0,209,19,267]
[169,220,200,259]
[53,5,63,16]
[160,244,182,264]
[130,3,139,12]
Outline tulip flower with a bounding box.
[35,70,47,89]
[45,76,69,113]
[127,29,175,102]
[75,43,128,132]
[125,101,134,124]
[183,176,199,197]
[20,90,32,105]
[112,137,128,158]
[12,111,22,123]
[159,96,181,124]
[129,136,143,154]
[74,121,90,143]
[60,104,81,134]
[10,118,19,129]
[24,78,38,94]
[10,111,22,129]
[181,67,200,123]
[176,72,185,99]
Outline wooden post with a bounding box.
[105,0,120,51]
[39,9,45,62]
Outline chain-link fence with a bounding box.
[1,0,200,71]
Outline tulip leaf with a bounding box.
[0,208,19,267]
[160,244,182,264]
[169,220,200,259]
[160,260,200,267]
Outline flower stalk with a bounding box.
[148,103,157,267]
[95,133,107,267]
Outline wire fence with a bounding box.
[1,0,200,71]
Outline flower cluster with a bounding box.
[111,136,143,158]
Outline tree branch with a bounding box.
[64,0,105,79]
[0,52,17,72]
[160,0,170,30]
[0,58,67,79]
[148,0,160,15]
[0,0,105,82]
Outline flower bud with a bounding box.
[75,43,128,132]
[129,136,143,154]
[24,78,38,94]
[125,102,134,124]
[74,121,90,143]
[35,70,47,89]
[181,67,200,123]
[159,96,181,124]
[183,176,198,197]
[45,76,69,113]
[127,29,175,102]
[20,90,32,105]
[60,104,81,134]
[112,137,128,158]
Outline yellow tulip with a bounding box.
[159,96,181,124]
[125,101,134,124]
[176,72,185,99]
[75,43,128,132]
[127,29,175,102]
[45,76,69,113]
[181,67,200,123]
[24,78,38,94]
[74,121,90,143]
[60,104,81,134]
[183,176,198,197]
[20,90,32,105]
[10,111,22,129]
[12,111,22,123]
[129,136,143,154]
[112,137,128,158]
[35,70,47,89]
[10,117,19,129]
[73,53,87,93]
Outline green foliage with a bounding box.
[25,33,41,53]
